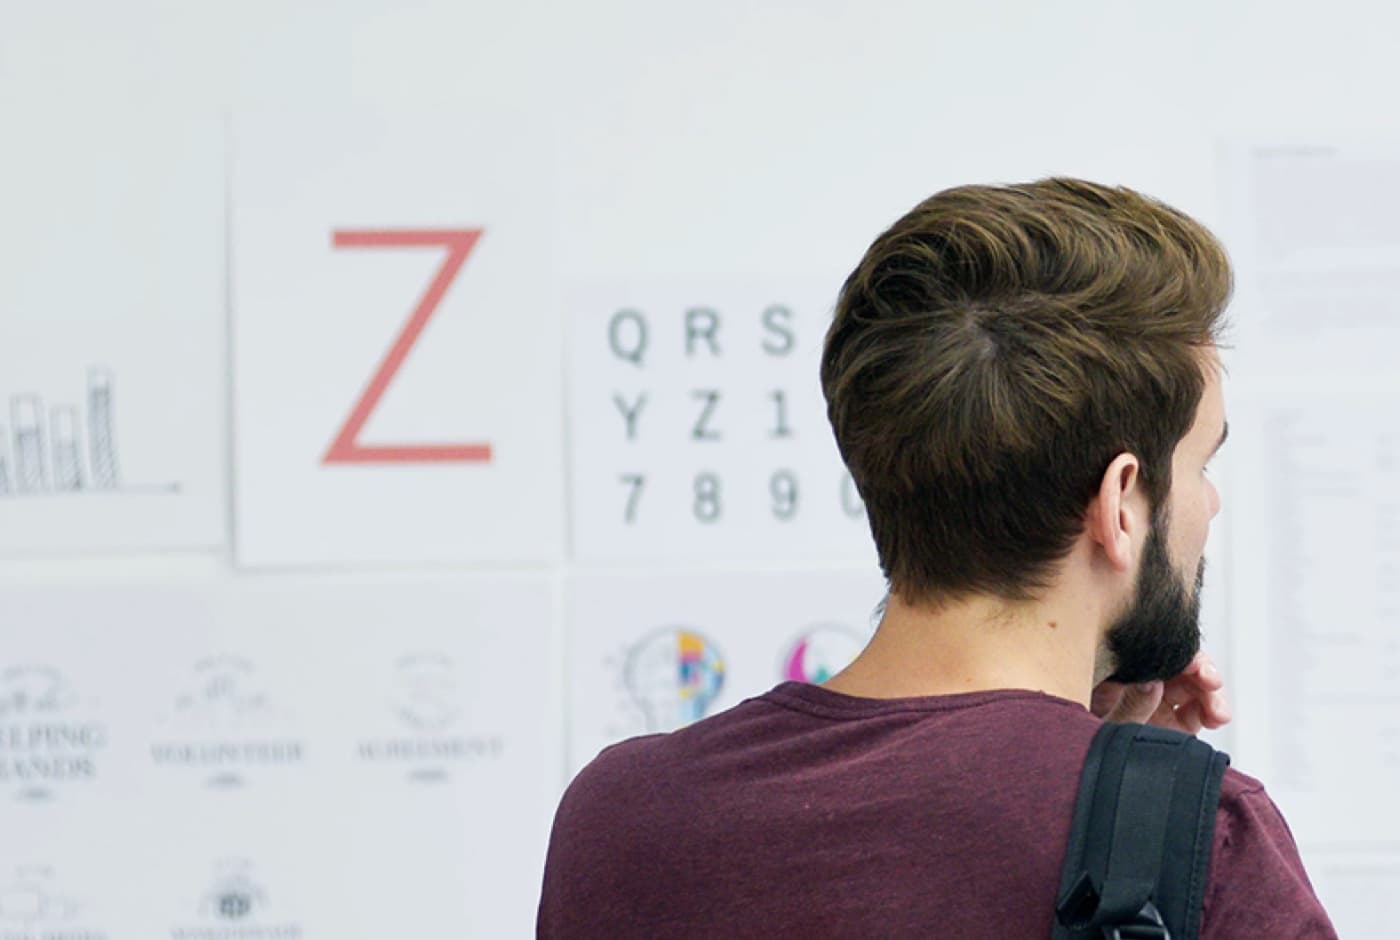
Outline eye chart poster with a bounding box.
[0,102,225,554]
[566,567,886,774]
[232,110,563,568]
[568,281,878,565]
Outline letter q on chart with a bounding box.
[567,281,878,565]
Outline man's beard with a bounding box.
[1103,513,1204,684]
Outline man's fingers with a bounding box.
[1094,653,1232,733]
[1168,699,1206,735]
[1181,652,1223,690]
[1193,661,1224,695]
[1090,682,1126,718]
[1201,688,1232,727]
[1106,681,1164,723]
[1167,672,1232,727]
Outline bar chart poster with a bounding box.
[0,103,226,554]
[232,111,563,568]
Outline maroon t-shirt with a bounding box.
[539,682,1337,938]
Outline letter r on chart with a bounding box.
[323,229,493,465]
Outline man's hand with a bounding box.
[1090,651,1232,734]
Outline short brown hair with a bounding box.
[822,178,1232,604]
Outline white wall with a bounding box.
[2,1,1397,935]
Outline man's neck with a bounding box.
[820,588,1104,708]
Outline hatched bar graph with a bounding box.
[51,405,83,491]
[0,366,177,500]
[12,396,46,492]
[87,366,117,488]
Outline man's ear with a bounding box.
[1085,453,1147,573]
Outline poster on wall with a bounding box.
[1218,140,1400,367]
[1216,380,1400,940]
[1217,141,1400,854]
[232,110,563,567]
[0,573,561,939]
[0,103,226,554]
[568,280,877,565]
[566,567,886,775]
[1308,853,1400,939]
[1221,383,1400,848]
[566,553,1233,781]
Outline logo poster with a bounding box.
[0,574,561,939]
[567,568,885,774]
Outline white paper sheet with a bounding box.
[1309,853,1400,938]
[567,280,878,565]
[1225,384,1400,847]
[0,103,226,554]
[0,574,561,939]
[1220,142,1400,868]
[1219,141,1400,363]
[566,568,887,775]
[232,110,563,567]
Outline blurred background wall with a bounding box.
[2,1,1397,935]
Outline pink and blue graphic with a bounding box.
[782,624,865,684]
[624,627,726,732]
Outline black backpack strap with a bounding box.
[1152,725,1229,940]
[1052,721,1230,940]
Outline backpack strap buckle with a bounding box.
[1106,927,1170,940]
[1102,901,1171,940]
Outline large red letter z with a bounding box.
[323,228,492,465]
